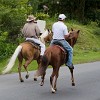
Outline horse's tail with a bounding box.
[35,50,51,77]
[42,51,51,67]
[42,55,48,66]
[2,45,22,74]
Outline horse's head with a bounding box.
[67,28,80,47]
[44,30,53,43]
[39,29,52,44]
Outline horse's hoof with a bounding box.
[40,84,43,86]
[54,88,57,91]
[51,88,56,93]
[72,83,75,86]
[52,90,56,93]
[20,80,24,82]
[25,75,29,79]
[39,82,44,86]
[34,78,37,81]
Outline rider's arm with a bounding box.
[63,25,70,40]
[35,25,41,37]
[64,34,70,40]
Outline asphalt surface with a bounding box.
[0,61,100,100]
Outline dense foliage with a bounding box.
[0,0,100,59]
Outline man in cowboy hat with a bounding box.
[50,14,74,69]
[22,15,45,58]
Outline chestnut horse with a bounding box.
[34,29,80,93]
[2,40,43,82]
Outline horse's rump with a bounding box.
[19,41,40,60]
[43,45,67,66]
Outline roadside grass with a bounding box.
[0,50,100,74]
[73,49,100,64]
[0,20,100,74]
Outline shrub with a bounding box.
[35,12,49,20]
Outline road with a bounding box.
[0,61,100,100]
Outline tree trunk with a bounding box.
[76,0,85,22]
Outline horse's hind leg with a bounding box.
[18,56,24,82]
[50,75,55,93]
[50,68,56,93]
[54,68,59,91]
[23,58,33,79]
[34,60,41,81]
[69,68,75,86]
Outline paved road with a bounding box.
[0,61,100,100]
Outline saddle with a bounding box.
[53,41,68,62]
[53,41,67,53]
[25,40,41,50]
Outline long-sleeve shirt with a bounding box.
[22,22,40,39]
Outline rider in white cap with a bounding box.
[51,14,74,69]
[58,14,66,20]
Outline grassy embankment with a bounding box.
[0,20,100,74]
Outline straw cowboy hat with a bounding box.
[26,15,36,22]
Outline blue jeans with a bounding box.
[50,39,73,68]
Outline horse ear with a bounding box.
[47,29,49,32]
[71,28,73,31]
[48,29,51,32]
[77,30,80,33]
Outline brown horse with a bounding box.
[2,41,41,82]
[34,29,80,93]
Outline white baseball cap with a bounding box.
[58,14,66,20]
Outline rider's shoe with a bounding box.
[66,64,74,69]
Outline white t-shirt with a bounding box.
[52,21,69,39]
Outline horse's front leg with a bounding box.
[40,72,46,86]
[69,68,75,86]
[33,59,41,81]
[53,76,58,91]
[23,64,29,79]
[34,72,38,81]
[23,58,33,79]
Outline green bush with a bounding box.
[0,31,17,59]
[35,12,49,20]
[95,9,100,27]
[93,28,100,36]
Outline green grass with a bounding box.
[0,50,99,74]
[73,49,100,64]
[0,59,38,74]
[0,20,100,74]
